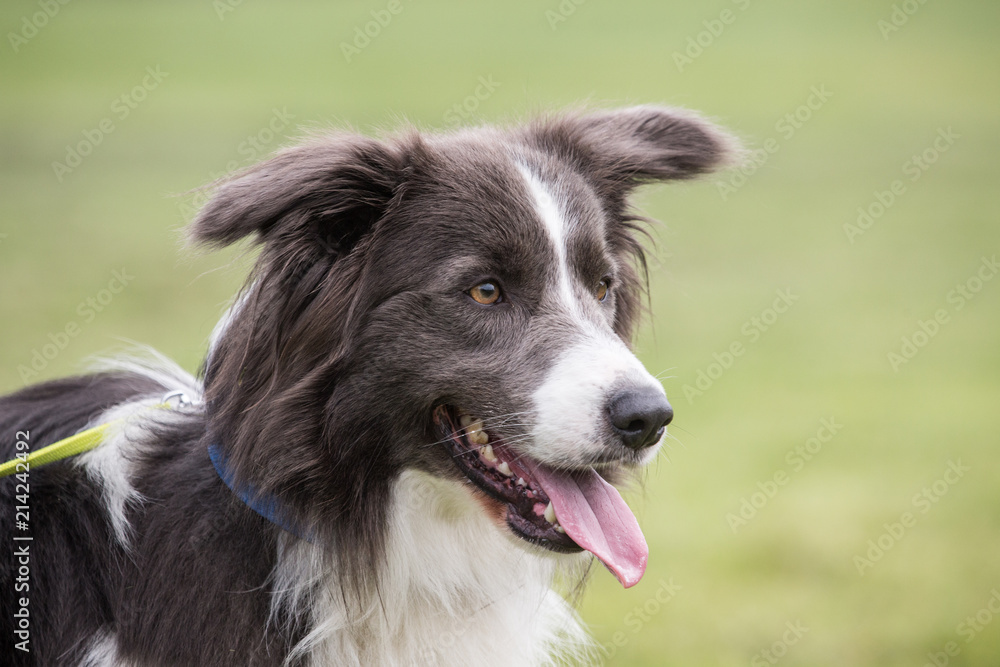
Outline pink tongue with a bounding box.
[526,463,648,588]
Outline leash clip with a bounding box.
[161,390,194,408]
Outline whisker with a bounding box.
[652,367,677,381]
[667,423,694,438]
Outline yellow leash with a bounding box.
[0,391,192,479]
[0,422,117,478]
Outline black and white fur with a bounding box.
[0,107,735,666]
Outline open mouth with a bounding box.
[433,405,649,588]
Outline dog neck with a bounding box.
[272,470,595,666]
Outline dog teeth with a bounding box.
[497,461,512,477]
[466,419,489,445]
[516,477,526,487]
[459,414,475,428]
[480,444,498,463]
[543,502,565,532]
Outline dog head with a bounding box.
[191,106,735,587]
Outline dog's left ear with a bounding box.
[189,133,408,255]
[525,105,739,198]
[525,106,739,341]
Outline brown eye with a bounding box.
[596,278,610,302]
[469,281,501,305]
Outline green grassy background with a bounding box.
[2,1,998,664]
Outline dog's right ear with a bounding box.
[189,133,407,255]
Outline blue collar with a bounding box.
[207,443,311,542]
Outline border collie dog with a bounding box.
[1,107,734,666]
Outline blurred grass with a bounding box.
[2,1,999,665]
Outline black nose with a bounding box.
[607,389,673,450]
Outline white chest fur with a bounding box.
[274,470,595,667]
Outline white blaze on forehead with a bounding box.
[516,163,582,316]
[515,165,666,466]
